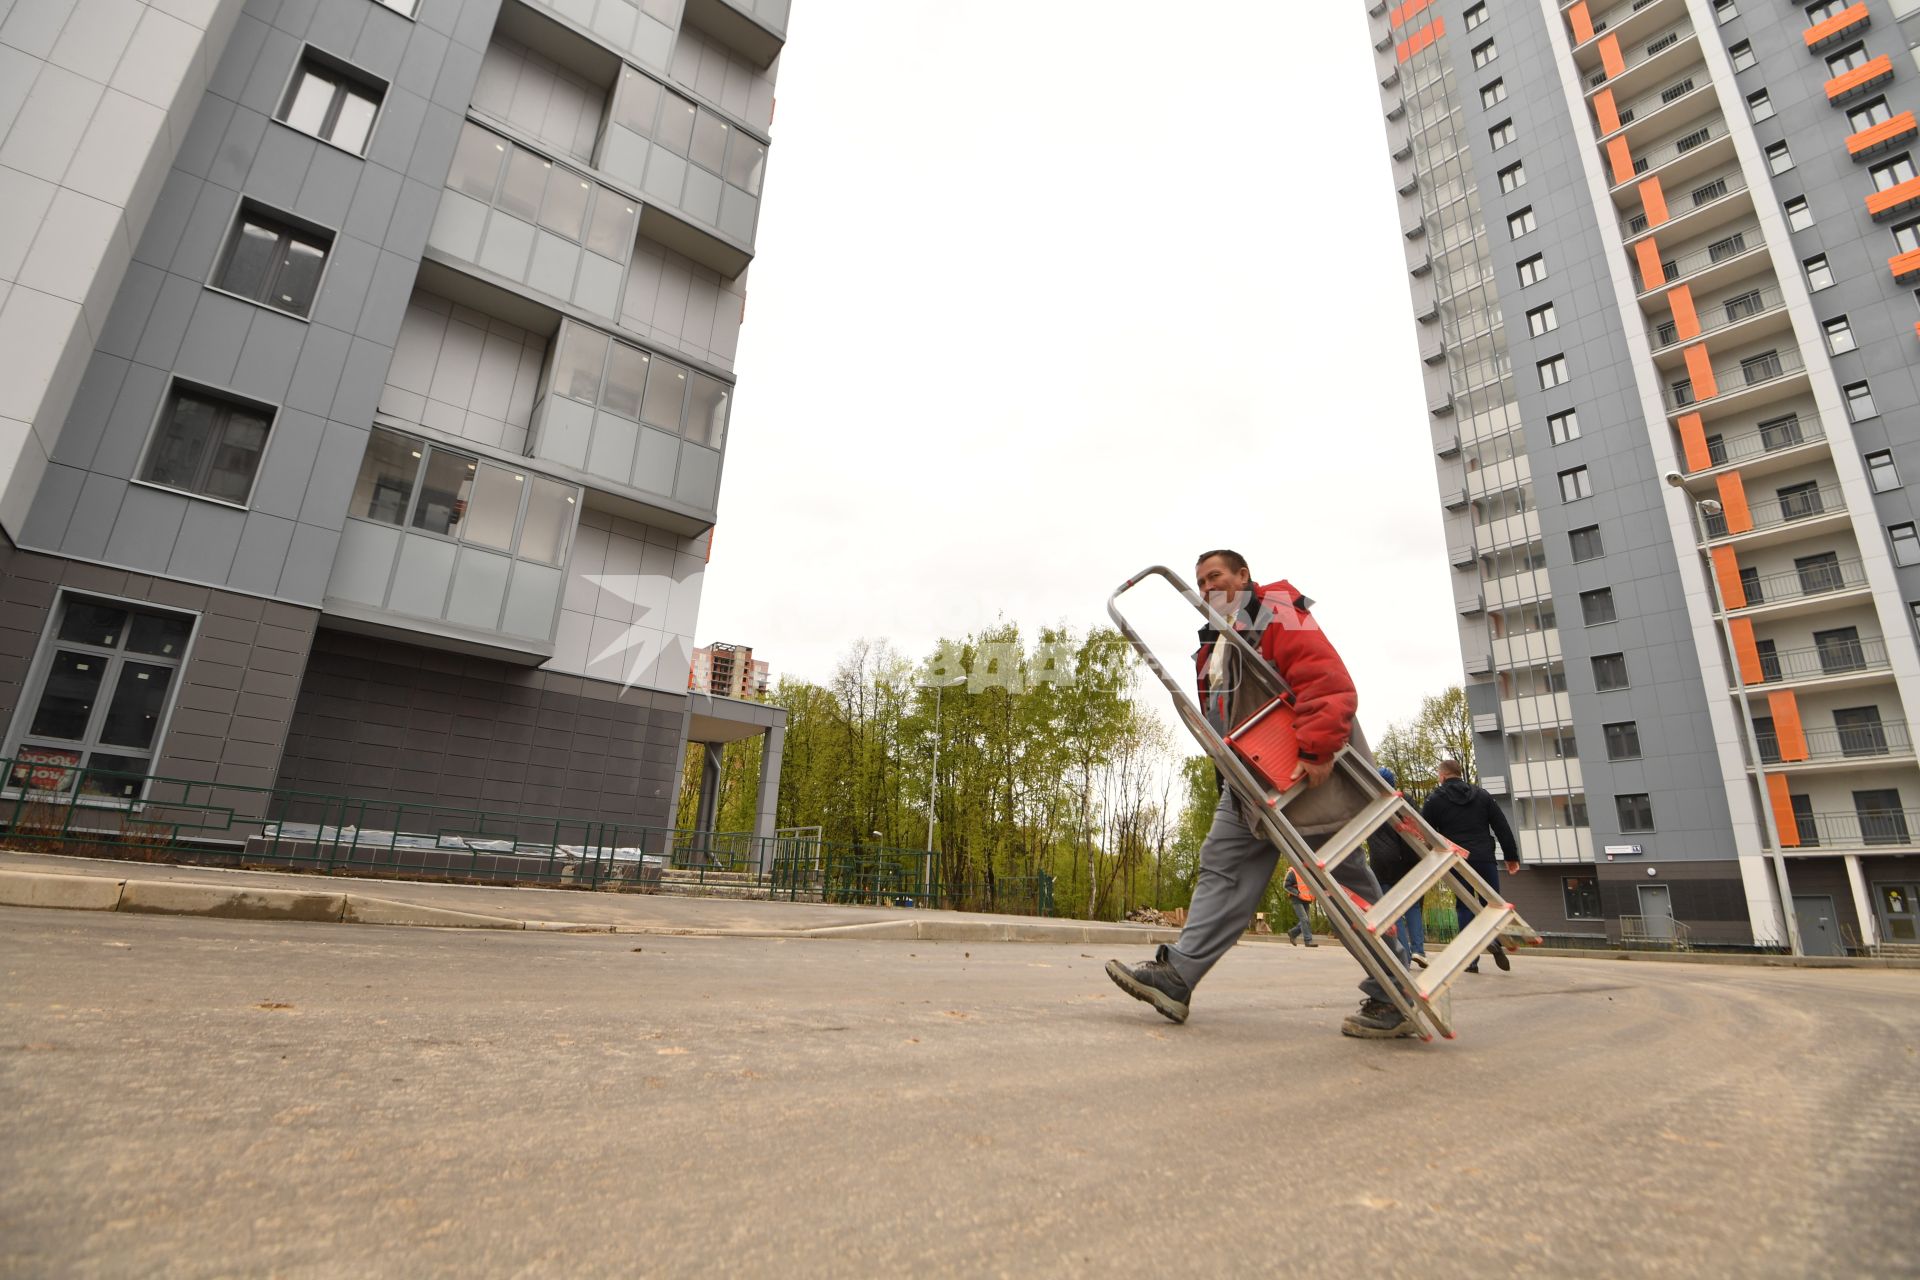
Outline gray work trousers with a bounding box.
[1166,794,1388,1003]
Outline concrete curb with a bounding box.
[1521,945,1920,971]
[0,866,1179,943]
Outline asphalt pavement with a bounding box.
[3,907,1915,1278]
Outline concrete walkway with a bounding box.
[0,848,1180,944]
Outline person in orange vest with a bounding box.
[1283,865,1318,947]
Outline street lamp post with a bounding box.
[1666,472,1803,954]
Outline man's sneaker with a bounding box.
[1304,939,1318,948]
[1341,997,1417,1039]
[1105,946,1191,1024]
[1465,960,1481,974]
[1409,952,1429,969]
[1491,940,1512,972]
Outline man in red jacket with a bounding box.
[1106,549,1412,1039]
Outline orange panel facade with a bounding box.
[1847,111,1917,156]
[1731,617,1765,685]
[1593,88,1621,136]
[1678,413,1713,472]
[1683,344,1718,400]
[1767,692,1809,763]
[1634,238,1665,289]
[1607,137,1636,185]
[1712,546,1746,609]
[1768,775,1800,848]
[1639,177,1669,229]
[1669,285,1700,341]
[1717,471,1753,534]
[1598,34,1625,80]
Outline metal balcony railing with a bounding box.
[1745,635,1890,685]
[1756,720,1913,765]
[1638,223,1764,293]
[1788,807,1920,850]
[1725,555,1866,610]
[1604,69,1706,135]
[1589,20,1696,87]
[1627,170,1748,238]
[1692,414,1825,471]
[1653,284,1784,349]
[1580,0,1679,45]
[1702,481,1844,538]
[1619,914,1693,949]
[1666,347,1806,411]
[1618,119,1725,187]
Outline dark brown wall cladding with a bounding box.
[1598,859,1754,945]
[1503,867,1607,937]
[273,628,687,830]
[0,531,318,813]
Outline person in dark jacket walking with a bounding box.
[1421,758,1519,972]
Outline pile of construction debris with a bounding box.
[1125,907,1186,927]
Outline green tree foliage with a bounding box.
[716,625,1204,921]
[1373,685,1475,803]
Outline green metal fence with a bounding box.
[0,756,1053,916]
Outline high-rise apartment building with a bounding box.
[1370,0,1920,952]
[689,640,766,698]
[0,0,790,842]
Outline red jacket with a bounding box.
[1193,579,1358,764]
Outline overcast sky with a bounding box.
[698,3,1460,737]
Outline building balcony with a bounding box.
[1518,826,1593,864]
[1493,628,1562,667]
[1664,347,1808,417]
[1893,248,1920,283]
[1678,412,1829,482]
[1500,692,1573,727]
[1624,168,1749,244]
[1847,111,1917,158]
[1826,55,1894,104]
[1743,635,1892,692]
[1701,481,1844,541]
[1757,721,1914,769]
[1651,283,1787,359]
[1865,175,1920,220]
[1803,3,1869,52]
[1595,66,1715,149]
[681,0,786,69]
[1785,807,1920,853]
[1636,222,1767,299]
[1510,758,1584,794]
[1610,118,1732,197]
[1722,556,1870,620]
[1585,19,1697,97]
[1573,0,1683,59]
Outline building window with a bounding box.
[1765,141,1795,175]
[1892,522,1920,566]
[375,0,416,13]
[210,205,330,318]
[1849,97,1895,132]
[1615,793,1655,833]
[1527,303,1558,337]
[139,384,274,506]
[1807,0,1847,21]
[1592,652,1629,690]
[1827,43,1872,78]
[1562,876,1602,920]
[1559,465,1591,501]
[1473,39,1497,68]
[1896,217,1920,254]
[1490,118,1516,149]
[1784,196,1814,231]
[347,426,579,565]
[3,596,195,801]
[1714,0,1737,21]
[1499,161,1526,193]
[1872,153,1920,191]
[1580,587,1616,625]
[1822,315,1857,355]
[1508,206,1537,239]
[1481,78,1507,108]
[1538,354,1569,389]
[1844,380,1878,420]
[276,53,384,155]
[1747,89,1773,122]
[1867,449,1901,492]
[1570,524,1604,561]
[1518,254,1547,286]
[1730,40,1756,72]
[1603,721,1642,760]
[1464,2,1488,30]
[549,323,732,448]
[1548,409,1579,443]
[1804,254,1834,290]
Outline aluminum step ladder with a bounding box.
[1108,565,1540,1042]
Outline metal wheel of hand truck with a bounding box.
[1108,565,1541,1042]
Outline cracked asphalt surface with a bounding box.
[3,907,1916,1277]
